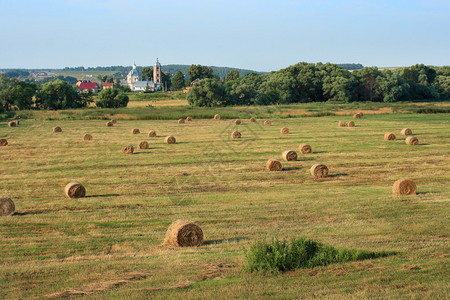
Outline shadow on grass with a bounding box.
[14,209,53,216]
[283,167,302,171]
[204,237,250,245]
[312,151,328,154]
[85,194,120,198]
[328,173,348,178]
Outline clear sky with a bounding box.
[0,0,449,71]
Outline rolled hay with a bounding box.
[214,114,221,120]
[393,179,417,196]
[148,130,157,137]
[280,127,289,134]
[83,134,93,141]
[53,126,62,133]
[8,121,16,127]
[231,131,241,139]
[178,118,185,124]
[353,113,361,119]
[405,136,419,145]
[106,121,114,127]
[358,112,364,117]
[111,119,117,124]
[64,182,86,198]
[165,136,176,144]
[282,150,297,161]
[0,139,7,146]
[122,145,134,154]
[0,196,15,216]
[266,159,282,171]
[234,119,242,125]
[138,141,149,149]
[299,143,312,154]
[264,120,271,126]
[186,116,193,121]
[347,121,355,127]
[338,121,347,127]
[250,117,256,122]
[310,164,328,179]
[13,119,20,125]
[163,220,204,247]
[131,128,140,134]
[384,133,396,141]
[401,128,412,135]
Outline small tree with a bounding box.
[95,88,129,108]
[225,70,239,82]
[171,71,186,91]
[187,78,225,107]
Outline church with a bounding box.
[126,58,162,92]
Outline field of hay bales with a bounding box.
[0,109,449,298]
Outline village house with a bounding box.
[78,81,99,93]
[126,59,162,92]
[102,82,114,90]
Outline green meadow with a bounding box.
[0,102,449,299]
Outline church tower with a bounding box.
[153,58,162,85]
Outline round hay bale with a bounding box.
[393,179,417,196]
[178,118,185,124]
[165,136,176,144]
[0,196,15,216]
[64,182,86,198]
[280,127,289,134]
[338,121,347,127]
[358,112,364,117]
[186,116,193,121]
[310,164,328,179]
[106,121,114,127]
[13,119,20,125]
[353,113,361,119]
[53,126,62,133]
[214,114,221,120]
[405,136,419,145]
[138,141,149,149]
[131,128,140,134]
[250,117,256,122]
[122,145,134,154]
[347,121,355,127]
[234,119,242,125]
[83,134,93,141]
[111,119,117,124]
[8,121,16,127]
[0,139,8,146]
[384,133,396,141]
[401,128,412,135]
[231,131,241,139]
[266,159,282,171]
[282,150,297,161]
[299,143,312,154]
[148,130,157,137]
[264,120,271,126]
[163,220,204,247]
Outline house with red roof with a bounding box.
[78,82,99,93]
[102,82,114,90]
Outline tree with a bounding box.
[225,70,239,82]
[187,78,225,107]
[95,88,129,108]
[187,64,214,85]
[97,75,108,83]
[35,80,84,109]
[142,67,153,81]
[161,72,172,90]
[171,71,185,91]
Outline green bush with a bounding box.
[244,238,391,272]
[95,89,129,108]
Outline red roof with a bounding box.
[79,82,97,90]
[103,83,114,87]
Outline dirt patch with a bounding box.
[402,265,422,271]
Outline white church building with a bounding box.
[126,59,162,92]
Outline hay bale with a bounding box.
[83,134,93,141]
[231,131,241,139]
[13,119,20,125]
[53,126,62,133]
[163,220,204,247]
[384,133,396,141]
[0,196,15,216]
[139,141,149,149]
[264,120,271,126]
[401,128,412,135]
[310,164,328,178]
[64,182,86,198]
[353,113,361,119]
[186,116,193,121]
[347,121,355,127]
[299,143,312,154]
[280,127,289,134]
[282,150,297,161]
[393,179,417,196]
[131,128,140,134]
[266,159,282,171]
[405,136,419,145]
[165,136,176,144]
[111,119,117,124]
[8,121,16,127]
[178,118,185,124]
[250,117,256,122]
[358,112,364,117]
[234,119,242,125]
[0,139,7,146]
[106,121,113,127]
[338,121,347,127]
[148,130,157,137]
[123,145,134,154]
[214,114,221,120]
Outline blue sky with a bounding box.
[0,0,449,71]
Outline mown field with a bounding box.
[0,105,449,299]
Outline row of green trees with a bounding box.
[187,63,450,106]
